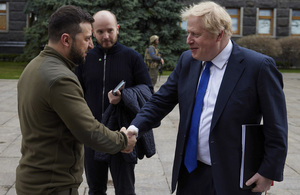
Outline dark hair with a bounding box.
[48,5,94,42]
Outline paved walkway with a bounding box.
[0,74,299,195]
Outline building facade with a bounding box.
[1,0,300,54]
[178,0,300,40]
[0,0,26,54]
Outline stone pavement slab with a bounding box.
[0,73,300,195]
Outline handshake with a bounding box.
[120,127,138,153]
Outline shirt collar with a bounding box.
[43,45,77,70]
[211,40,233,69]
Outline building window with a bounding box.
[291,10,300,35]
[179,20,187,31]
[0,2,8,32]
[257,9,274,35]
[226,8,241,35]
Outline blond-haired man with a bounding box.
[129,1,287,194]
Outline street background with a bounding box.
[0,74,299,195]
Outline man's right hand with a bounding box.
[120,127,137,153]
[108,90,121,104]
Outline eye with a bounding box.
[85,36,92,42]
[188,32,201,39]
[192,33,200,38]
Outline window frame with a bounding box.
[291,9,300,36]
[257,8,275,36]
[0,2,9,32]
[226,7,243,36]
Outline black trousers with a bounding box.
[177,161,217,195]
[84,146,136,195]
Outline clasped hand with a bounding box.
[120,127,137,153]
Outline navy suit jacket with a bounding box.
[131,41,288,194]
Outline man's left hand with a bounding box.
[246,173,273,192]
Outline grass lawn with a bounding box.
[278,69,300,73]
[161,70,173,75]
[0,61,27,79]
[0,61,299,79]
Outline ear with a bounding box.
[116,24,120,35]
[61,33,72,47]
[217,30,224,41]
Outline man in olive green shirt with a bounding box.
[16,5,136,195]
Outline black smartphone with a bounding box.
[112,80,126,96]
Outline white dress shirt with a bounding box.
[197,40,233,165]
[128,41,233,165]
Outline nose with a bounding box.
[186,34,192,44]
[103,32,109,39]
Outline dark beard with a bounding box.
[69,43,85,65]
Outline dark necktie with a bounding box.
[184,61,213,173]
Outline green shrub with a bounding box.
[0,54,20,62]
[278,36,300,67]
[276,61,293,68]
[236,35,282,58]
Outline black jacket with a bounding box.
[95,84,157,163]
[76,42,153,122]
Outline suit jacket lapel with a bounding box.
[185,58,202,128]
[210,42,246,131]
[189,59,202,98]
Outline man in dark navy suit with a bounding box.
[128,1,288,195]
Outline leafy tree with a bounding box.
[18,0,94,61]
[19,0,189,70]
[138,0,188,69]
[87,0,142,51]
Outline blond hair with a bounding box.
[181,1,233,37]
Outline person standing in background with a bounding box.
[76,10,153,195]
[16,5,136,195]
[144,35,164,88]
